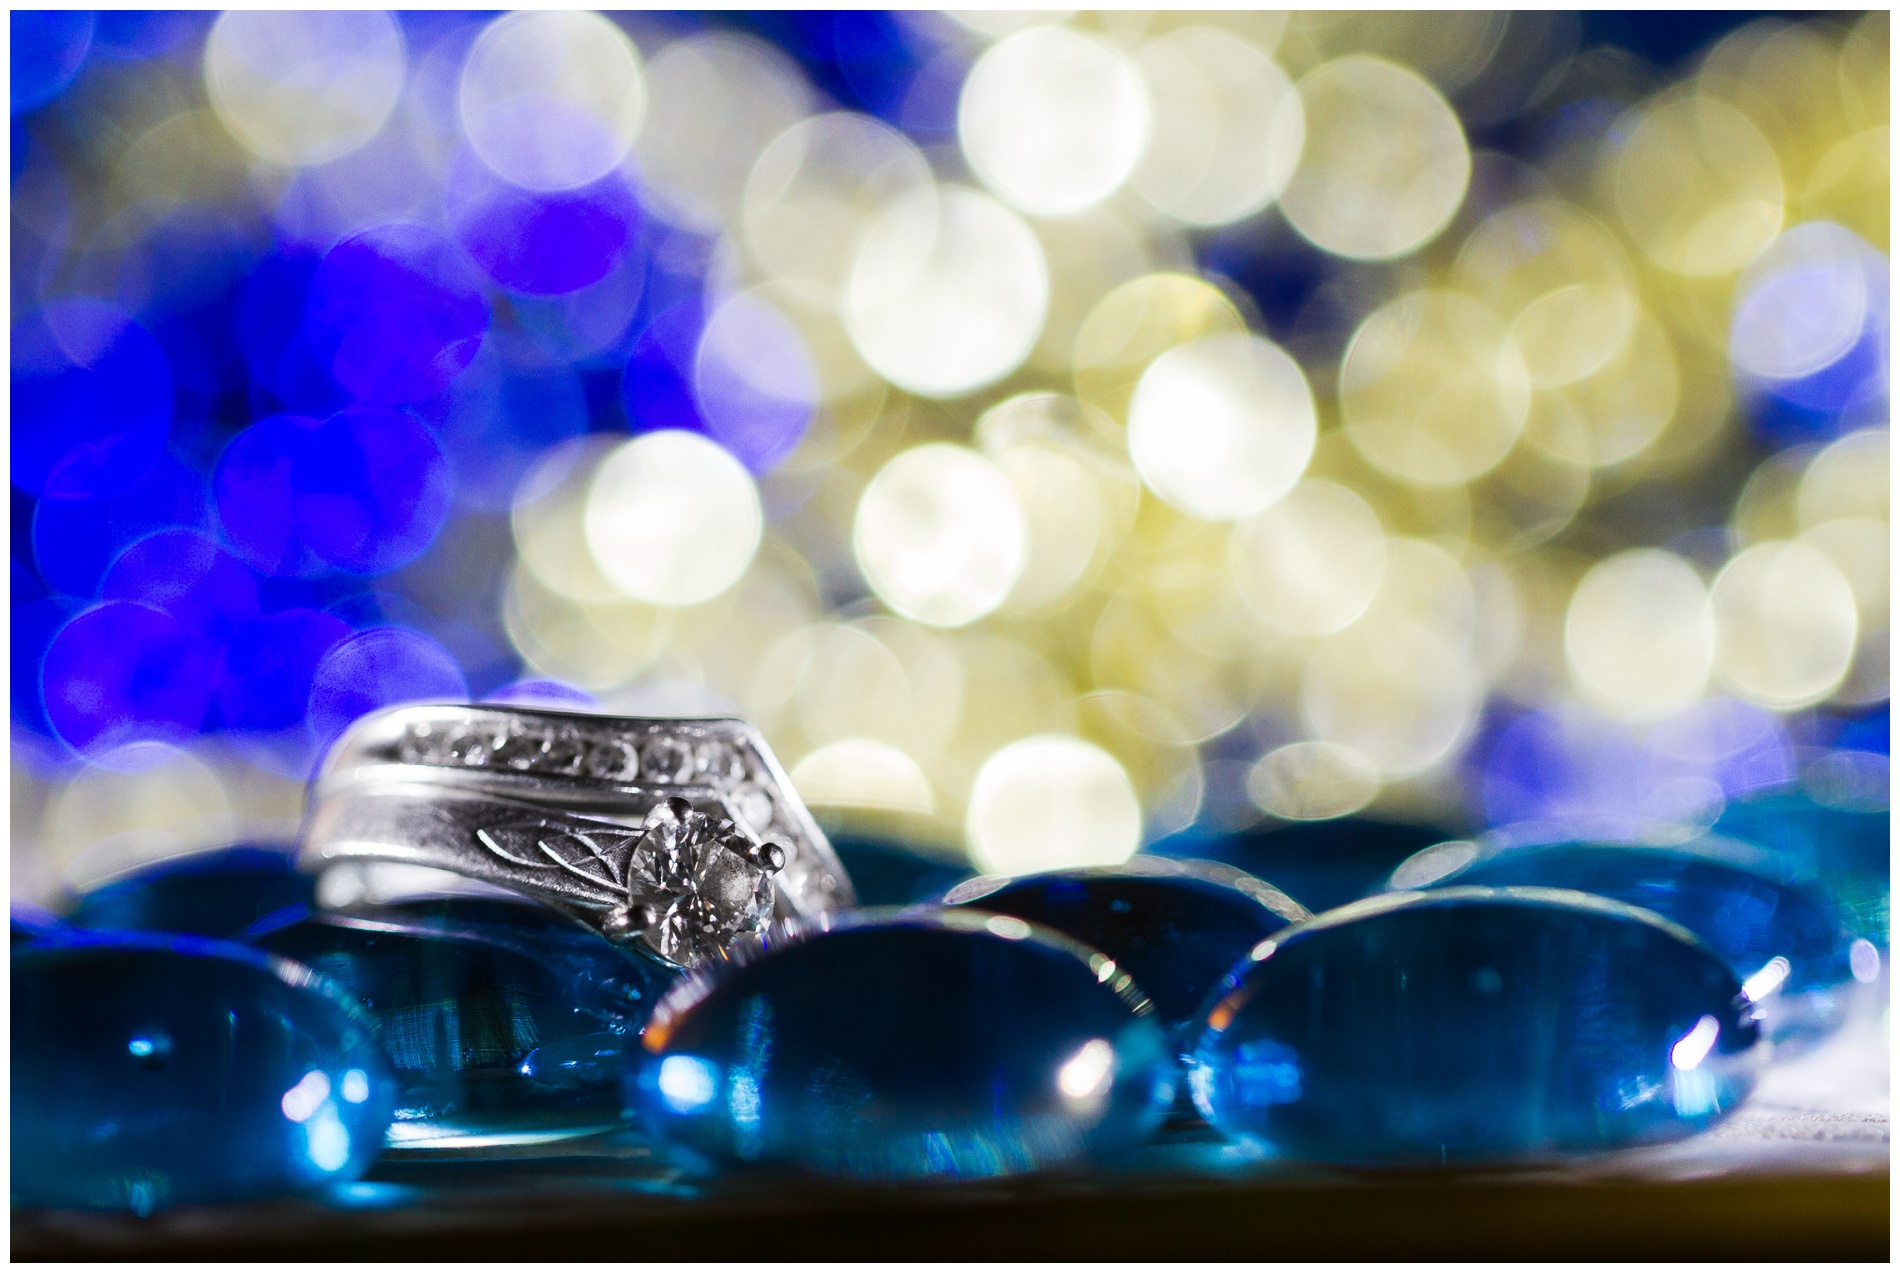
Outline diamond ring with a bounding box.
[298,704,856,967]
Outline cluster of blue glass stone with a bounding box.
[11,808,1880,1207]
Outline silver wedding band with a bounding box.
[299,703,855,967]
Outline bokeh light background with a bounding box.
[10,11,1890,919]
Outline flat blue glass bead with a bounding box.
[1190,888,1763,1165]
[12,932,395,1212]
[1388,834,1860,1053]
[1156,817,1455,916]
[247,898,674,1148]
[942,857,1308,1032]
[1715,789,1890,947]
[630,909,1172,1180]
[66,844,313,938]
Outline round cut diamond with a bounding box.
[625,798,784,966]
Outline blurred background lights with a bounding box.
[1132,26,1304,227]
[584,431,764,607]
[967,735,1141,876]
[6,10,1890,901]
[958,24,1150,217]
[1072,272,1245,423]
[1564,550,1714,722]
[692,291,819,472]
[993,453,1101,607]
[1611,91,1783,276]
[1340,291,1530,486]
[1300,539,1484,779]
[1279,54,1470,260]
[1514,285,1638,392]
[1302,621,1483,780]
[1455,199,1638,391]
[205,11,406,168]
[1710,541,1858,710]
[633,31,811,232]
[458,10,645,193]
[1797,428,1889,527]
[1127,332,1316,521]
[1522,309,1680,470]
[741,111,932,308]
[946,12,1080,40]
[12,10,96,114]
[308,626,468,747]
[854,444,1026,628]
[1730,220,1884,381]
[444,151,642,297]
[777,619,963,765]
[42,601,219,755]
[1247,740,1382,822]
[1231,481,1385,637]
[48,743,236,892]
[790,738,936,816]
[845,184,1049,397]
[12,298,173,500]
[511,437,631,606]
[1796,518,1887,705]
[304,223,490,405]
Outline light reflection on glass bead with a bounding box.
[1191,888,1763,1165]
[630,909,1172,1180]
[11,933,395,1211]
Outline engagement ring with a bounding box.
[299,704,855,967]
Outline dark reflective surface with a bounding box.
[943,857,1308,1031]
[1191,888,1763,1165]
[247,898,674,1148]
[12,933,395,1211]
[1391,835,1859,1052]
[630,909,1172,1180]
[66,844,313,938]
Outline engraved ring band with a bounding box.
[299,704,857,968]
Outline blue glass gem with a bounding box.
[1158,816,1455,916]
[247,898,675,1148]
[66,844,314,939]
[1191,888,1763,1165]
[1387,834,1861,1053]
[1715,787,1890,947]
[943,857,1308,1031]
[630,909,1172,1180]
[12,932,395,1212]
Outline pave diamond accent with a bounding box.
[397,721,750,792]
